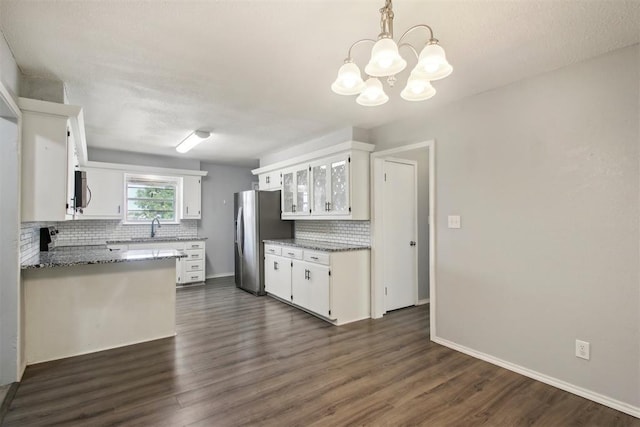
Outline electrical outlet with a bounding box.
[575,340,590,360]
[448,215,461,229]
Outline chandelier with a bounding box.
[331,0,452,106]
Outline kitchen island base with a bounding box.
[22,259,176,365]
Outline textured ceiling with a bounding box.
[1,1,639,165]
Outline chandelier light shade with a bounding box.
[331,62,366,95]
[400,75,436,101]
[331,0,452,106]
[356,78,389,107]
[364,38,407,77]
[176,130,210,153]
[412,43,453,80]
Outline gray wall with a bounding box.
[0,28,21,385]
[19,75,65,103]
[370,44,640,407]
[198,163,256,277]
[89,147,201,171]
[389,148,429,300]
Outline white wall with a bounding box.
[370,45,640,409]
[198,163,255,277]
[0,28,21,385]
[0,32,19,101]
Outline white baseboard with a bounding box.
[206,272,234,279]
[417,298,430,306]
[432,336,640,419]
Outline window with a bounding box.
[125,175,179,223]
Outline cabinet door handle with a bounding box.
[307,269,311,280]
[191,275,199,280]
[327,202,331,211]
[292,204,296,213]
[410,241,417,246]
[274,261,278,270]
[117,205,121,214]
[186,206,189,214]
[287,252,294,256]
[310,256,319,260]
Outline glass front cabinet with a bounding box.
[311,155,350,216]
[281,165,311,216]
[269,143,372,221]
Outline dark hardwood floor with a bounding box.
[3,278,638,426]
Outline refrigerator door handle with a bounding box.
[236,206,244,257]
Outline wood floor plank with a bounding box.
[3,277,638,426]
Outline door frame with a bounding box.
[370,140,436,336]
[0,81,23,385]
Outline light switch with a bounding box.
[448,215,461,229]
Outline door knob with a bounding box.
[410,241,416,246]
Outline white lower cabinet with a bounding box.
[265,254,292,301]
[108,240,205,285]
[264,244,370,325]
[293,261,332,319]
[176,241,206,284]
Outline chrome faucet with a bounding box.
[151,217,161,238]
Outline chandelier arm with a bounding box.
[398,24,436,45]
[398,43,419,61]
[345,39,377,61]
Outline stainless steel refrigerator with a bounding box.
[234,190,293,295]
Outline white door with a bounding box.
[383,160,417,311]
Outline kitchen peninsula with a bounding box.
[21,246,186,365]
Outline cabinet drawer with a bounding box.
[185,241,205,250]
[281,247,303,259]
[186,260,203,272]
[264,244,282,256]
[184,271,204,283]
[129,242,174,250]
[186,249,204,260]
[303,251,330,265]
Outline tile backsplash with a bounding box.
[20,222,46,263]
[20,220,198,262]
[54,220,198,246]
[294,220,370,246]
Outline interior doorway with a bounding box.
[382,159,417,311]
[371,140,436,335]
[0,84,21,386]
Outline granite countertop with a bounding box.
[21,246,187,269]
[106,237,208,244]
[263,239,370,252]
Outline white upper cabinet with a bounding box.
[281,165,311,217]
[258,170,281,191]
[182,176,202,219]
[75,168,123,219]
[311,154,350,216]
[20,98,84,222]
[252,141,374,221]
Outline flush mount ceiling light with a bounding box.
[175,130,210,153]
[331,0,452,106]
